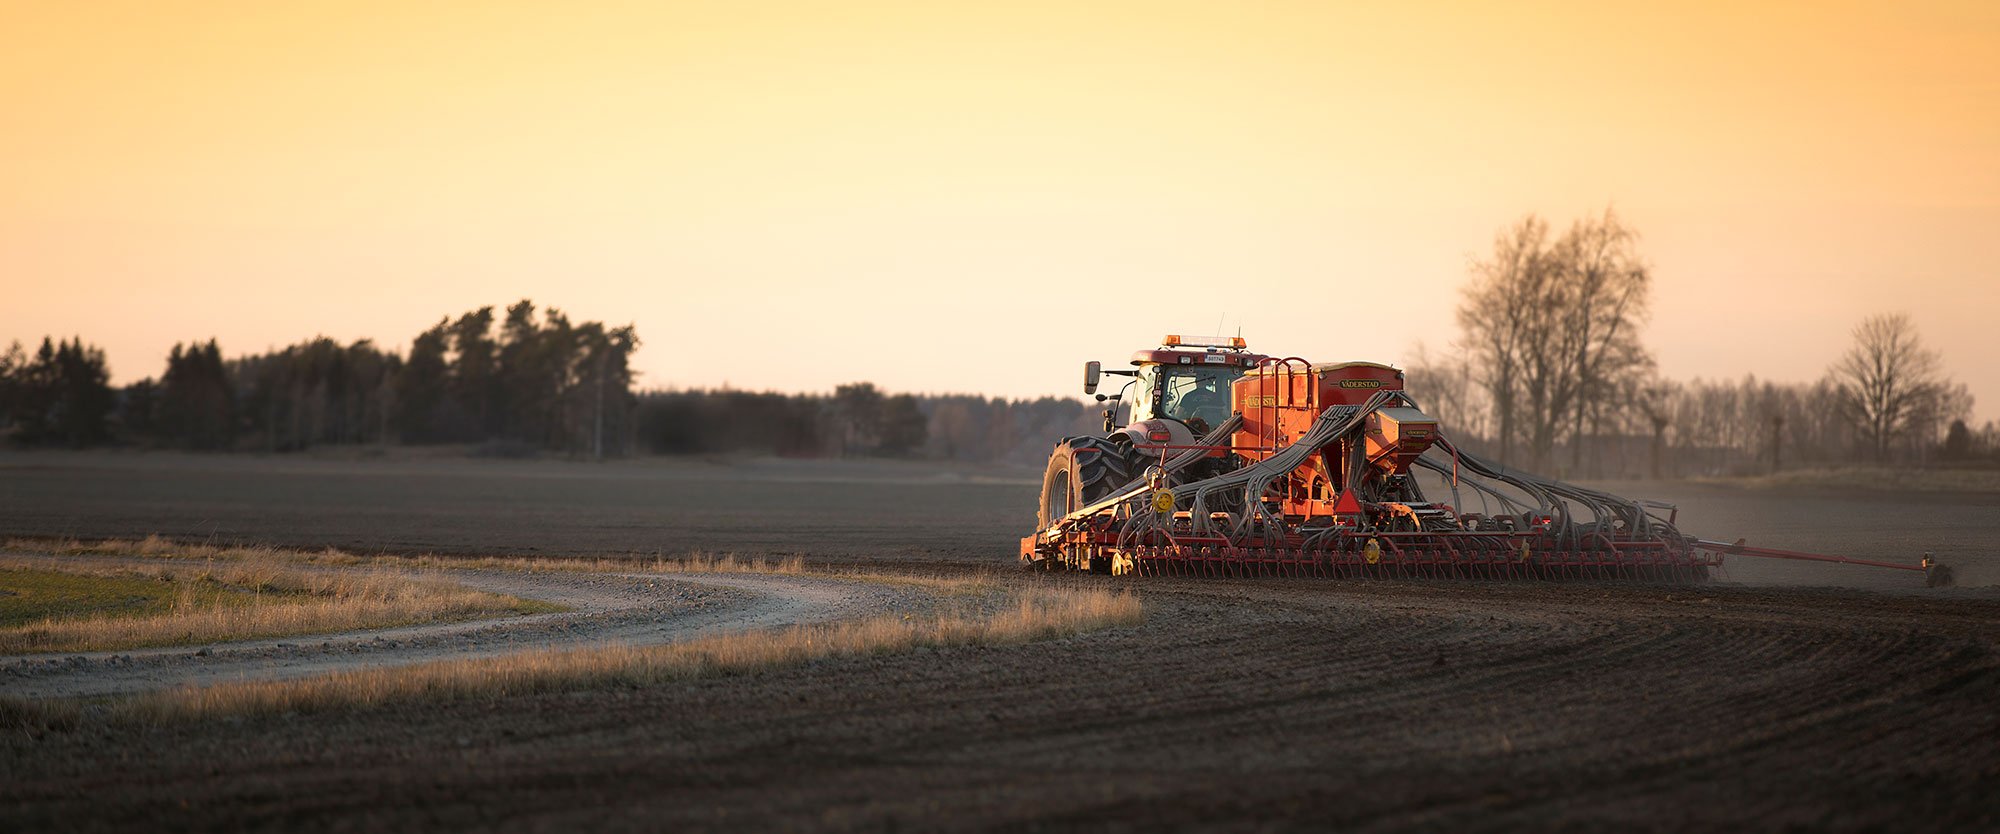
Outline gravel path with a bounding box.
[0,559,938,699]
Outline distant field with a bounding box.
[0,450,1036,564]
[1,449,1992,589]
[1692,465,2000,494]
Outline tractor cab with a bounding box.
[1085,335,1267,435]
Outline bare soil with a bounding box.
[0,451,1034,563]
[2,451,1998,831]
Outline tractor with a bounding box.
[1036,334,1265,534]
[1025,334,1949,584]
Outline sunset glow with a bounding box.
[4,1,1995,417]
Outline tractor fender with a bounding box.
[1117,418,1197,459]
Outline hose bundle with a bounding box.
[1048,390,1689,554]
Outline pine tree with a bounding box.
[157,340,235,449]
[447,307,498,440]
[395,321,452,443]
[52,337,114,446]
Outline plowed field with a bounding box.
[2,452,1996,831]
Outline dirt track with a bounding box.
[3,452,1998,830]
[0,561,934,699]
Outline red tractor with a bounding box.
[1037,334,1266,533]
[1026,334,1948,584]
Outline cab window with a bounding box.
[1158,366,1238,431]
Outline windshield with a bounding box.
[1157,365,1239,431]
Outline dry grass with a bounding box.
[6,535,808,574]
[6,534,385,566]
[0,555,557,654]
[383,551,814,577]
[4,535,379,575]
[126,585,1140,721]
[3,535,993,594]
[0,695,82,732]
[316,550,996,596]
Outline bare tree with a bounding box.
[1457,209,1654,473]
[1405,343,1489,446]
[1907,380,1974,463]
[1827,313,1964,462]
[1637,379,1679,479]
[1456,215,1551,466]
[1549,208,1653,475]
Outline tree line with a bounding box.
[1,303,1100,465]
[8,229,1985,473]
[634,385,1098,464]
[1,301,640,457]
[1409,208,1987,477]
[0,338,115,447]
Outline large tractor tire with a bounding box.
[1037,436,1140,572]
[1038,436,1140,528]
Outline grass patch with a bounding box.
[0,556,559,654]
[0,568,185,628]
[116,585,1140,721]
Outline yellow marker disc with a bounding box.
[1152,489,1176,513]
[1364,538,1382,564]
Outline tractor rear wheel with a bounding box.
[1038,436,1140,527]
[1038,436,1140,572]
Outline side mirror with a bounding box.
[1083,361,1102,395]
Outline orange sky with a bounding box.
[4,2,1996,421]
